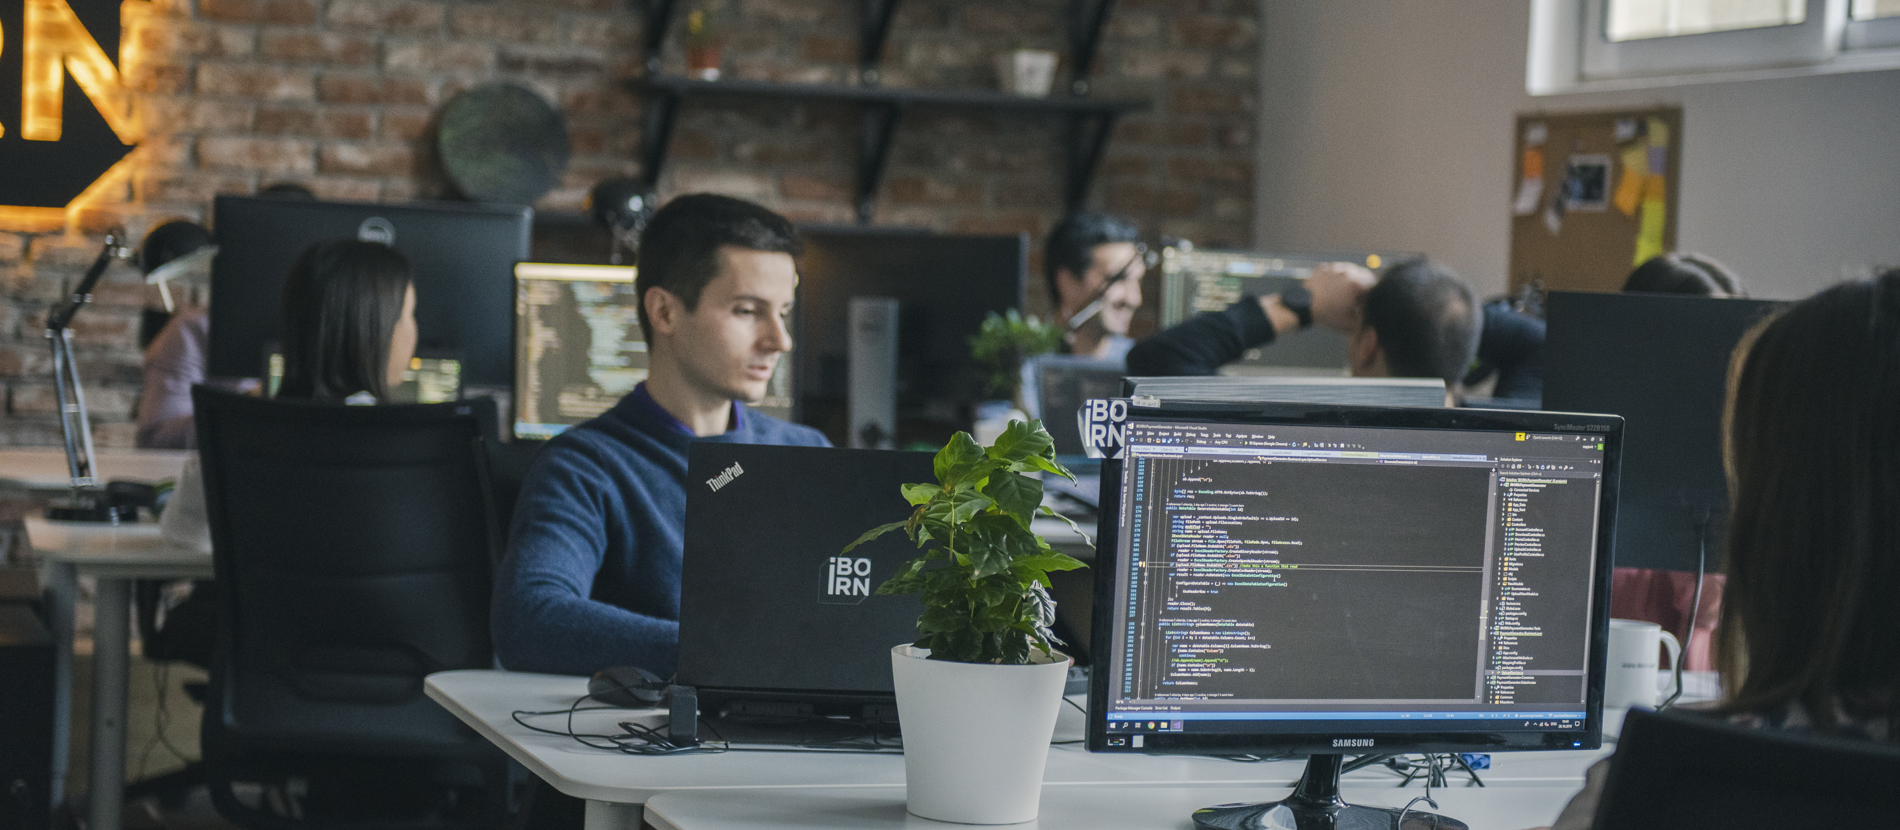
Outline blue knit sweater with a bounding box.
[492,385,829,676]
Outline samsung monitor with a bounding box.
[1542,292,1783,571]
[1089,403,1622,829]
[1158,246,1423,374]
[794,226,1027,447]
[209,196,531,389]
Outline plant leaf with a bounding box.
[841,520,906,555]
[900,483,942,506]
[933,432,990,485]
[986,419,1055,464]
[981,471,1043,525]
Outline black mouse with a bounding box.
[588,665,668,708]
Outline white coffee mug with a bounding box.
[1605,618,1682,709]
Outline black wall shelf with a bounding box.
[631,0,1145,223]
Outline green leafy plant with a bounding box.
[842,420,1089,664]
[968,310,1065,401]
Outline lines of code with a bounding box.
[1126,456,1492,702]
[1483,474,1598,704]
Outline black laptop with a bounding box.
[679,443,933,724]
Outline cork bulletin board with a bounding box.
[1508,107,1683,295]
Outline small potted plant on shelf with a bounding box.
[684,6,723,80]
[842,420,1089,824]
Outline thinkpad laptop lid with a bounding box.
[679,443,932,705]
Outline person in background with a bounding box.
[134,220,216,449]
[1623,252,1744,296]
[492,194,828,679]
[1127,259,1482,389]
[1463,300,1546,403]
[273,240,418,403]
[1543,270,1900,830]
[1046,212,1146,364]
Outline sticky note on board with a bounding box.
[1646,117,1670,148]
[1525,122,1548,146]
[1643,174,1666,202]
[1513,177,1545,217]
[1614,119,1639,142]
[1633,183,1667,265]
[1613,146,1648,216]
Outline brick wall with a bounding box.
[0,0,1257,447]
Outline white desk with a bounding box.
[25,517,213,830]
[425,670,1605,830]
[0,448,190,489]
[644,785,1584,830]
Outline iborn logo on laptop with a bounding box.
[819,556,873,606]
[705,462,744,492]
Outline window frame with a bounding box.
[1581,0,1839,80]
[1845,8,1900,48]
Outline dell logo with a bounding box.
[1332,738,1374,748]
[357,217,396,245]
[826,557,873,598]
[705,462,743,492]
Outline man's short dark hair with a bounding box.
[635,193,802,335]
[1363,260,1481,385]
[1045,212,1141,306]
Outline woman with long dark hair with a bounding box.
[276,240,418,403]
[1547,270,1900,828]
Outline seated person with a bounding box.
[1126,259,1481,389]
[1463,300,1545,402]
[1623,252,1744,296]
[1547,270,1900,829]
[1046,212,1145,364]
[137,306,209,448]
[492,194,829,677]
[274,240,418,402]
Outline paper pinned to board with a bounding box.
[1524,122,1548,146]
[1512,146,1547,216]
[1633,176,1668,265]
[1614,145,1648,216]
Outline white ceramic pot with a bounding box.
[890,644,1072,824]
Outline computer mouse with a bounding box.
[588,665,668,708]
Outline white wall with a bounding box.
[1252,1,1900,299]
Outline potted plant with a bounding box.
[842,420,1089,824]
[684,6,723,80]
[967,310,1064,444]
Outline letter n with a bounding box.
[22,0,140,142]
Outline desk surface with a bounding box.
[644,784,1580,830]
[24,517,214,579]
[424,670,1607,806]
[0,448,190,489]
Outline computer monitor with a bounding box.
[1542,292,1783,571]
[1158,246,1423,374]
[209,195,531,389]
[265,346,462,403]
[794,226,1027,447]
[1122,376,1448,409]
[1022,354,1127,459]
[1088,403,1622,829]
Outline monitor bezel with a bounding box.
[1086,401,1624,757]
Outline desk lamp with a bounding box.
[44,230,135,522]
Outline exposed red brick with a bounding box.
[450,5,559,43]
[1103,184,1201,215]
[319,143,415,177]
[800,35,855,64]
[259,32,378,66]
[326,0,446,32]
[126,63,191,94]
[1172,14,1257,49]
[780,174,850,202]
[885,174,982,207]
[318,76,432,106]
[138,98,255,132]
[196,0,258,22]
[378,110,434,142]
[261,0,318,25]
[255,107,374,139]
[1167,157,1252,184]
[737,0,841,25]
[1169,86,1252,116]
[196,62,316,100]
[197,136,318,174]
[384,41,496,73]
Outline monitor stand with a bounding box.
[1190,754,1466,830]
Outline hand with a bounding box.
[1307,261,1376,333]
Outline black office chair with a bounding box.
[1595,707,1900,829]
[191,388,515,830]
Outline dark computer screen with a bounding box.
[794,226,1026,446]
[1543,292,1783,571]
[1091,407,1620,756]
[209,195,531,388]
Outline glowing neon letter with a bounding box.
[22,0,137,142]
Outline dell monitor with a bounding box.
[794,226,1027,447]
[209,195,531,389]
[1542,292,1782,571]
[1089,403,1622,829]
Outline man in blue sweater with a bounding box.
[493,194,829,677]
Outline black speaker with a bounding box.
[0,603,54,830]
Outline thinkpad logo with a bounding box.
[705,462,743,492]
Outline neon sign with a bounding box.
[1,0,145,231]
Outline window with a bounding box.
[1606,0,1806,42]
[1528,0,1900,93]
